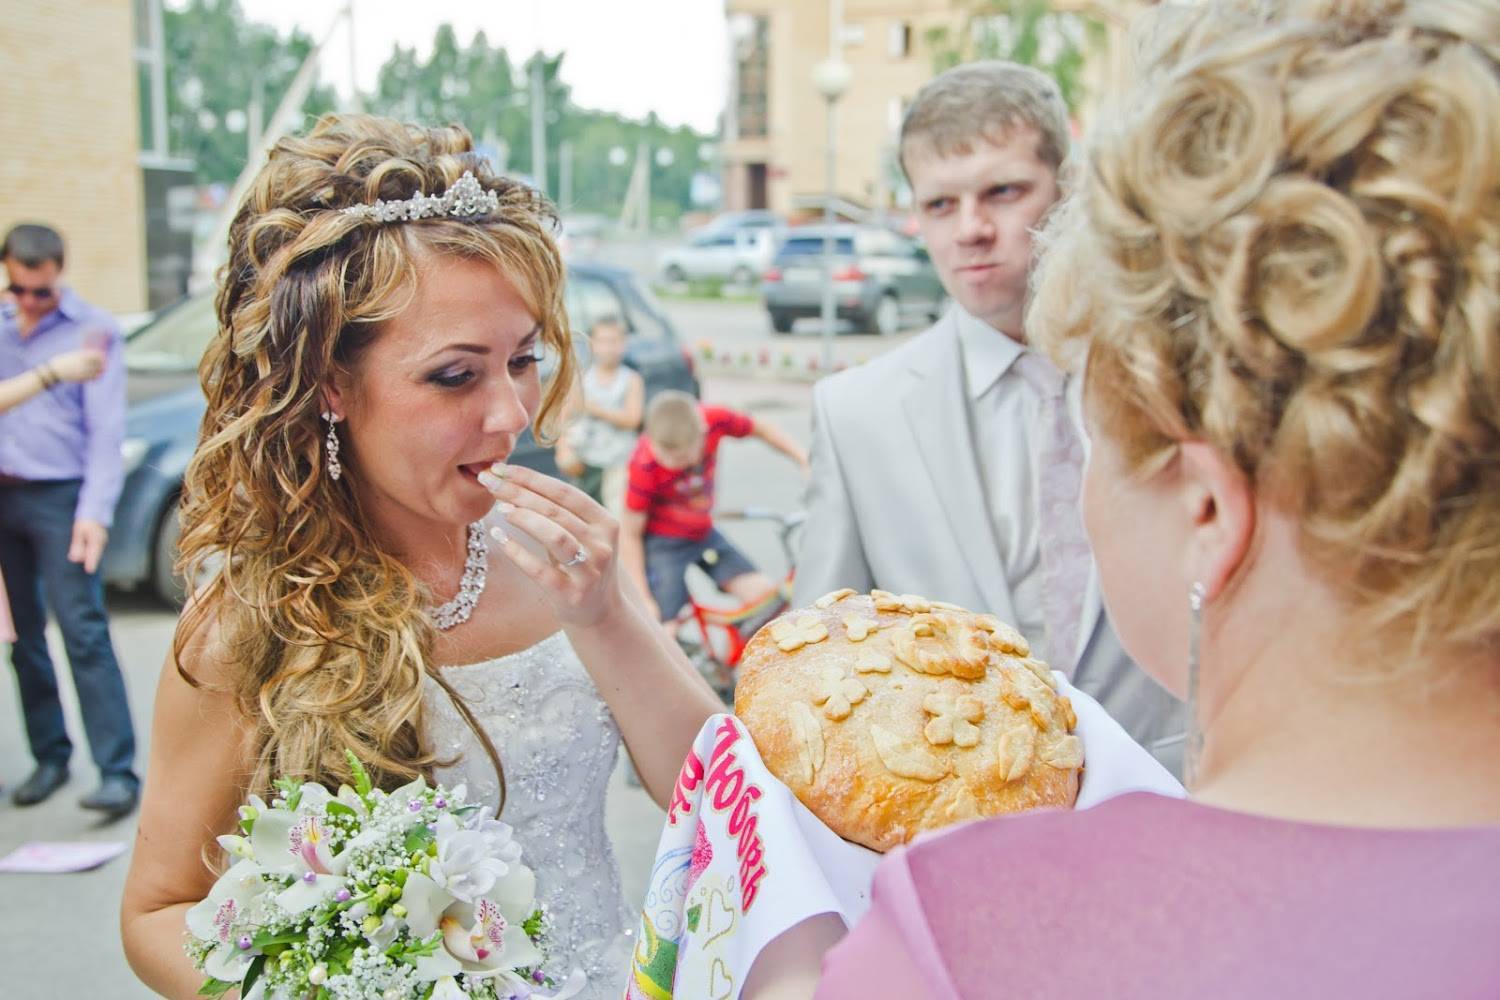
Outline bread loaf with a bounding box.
[734,589,1082,852]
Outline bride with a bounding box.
[120,114,723,999]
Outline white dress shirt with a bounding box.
[954,307,1051,658]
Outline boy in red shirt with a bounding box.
[621,390,809,623]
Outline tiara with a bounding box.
[340,170,500,224]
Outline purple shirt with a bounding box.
[817,792,1500,999]
[0,289,126,526]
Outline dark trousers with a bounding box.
[0,480,136,783]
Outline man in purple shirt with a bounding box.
[0,223,137,816]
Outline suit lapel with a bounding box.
[900,316,1017,623]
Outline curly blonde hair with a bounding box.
[174,114,577,803]
[1030,0,1500,654]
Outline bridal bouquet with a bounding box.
[186,752,583,1000]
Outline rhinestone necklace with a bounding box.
[432,521,489,631]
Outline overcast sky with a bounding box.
[228,0,731,132]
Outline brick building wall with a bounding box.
[0,0,146,314]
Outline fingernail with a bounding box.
[477,470,502,490]
[497,501,515,514]
[489,526,508,544]
[488,462,509,478]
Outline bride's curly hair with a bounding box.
[1031,0,1500,661]
[174,113,577,803]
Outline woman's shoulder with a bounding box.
[900,790,1500,884]
[875,792,1500,995]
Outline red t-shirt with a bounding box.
[626,404,754,541]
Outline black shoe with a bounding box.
[81,775,139,816]
[13,762,69,806]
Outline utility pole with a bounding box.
[530,55,548,195]
[345,0,362,112]
[248,76,265,160]
[558,140,573,208]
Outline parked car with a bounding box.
[103,261,699,604]
[657,227,779,287]
[761,225,946,335]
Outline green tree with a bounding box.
[161,0,338,184]
[365,25,712,220]
[923,0,1106,112]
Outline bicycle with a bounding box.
[670,507,806,701]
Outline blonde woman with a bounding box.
[747,1,1500,996]
[120,115,723,999]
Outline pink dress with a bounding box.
[816,792,1500,999]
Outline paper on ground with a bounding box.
[624,674,1184,1000]
[0,841,129,874]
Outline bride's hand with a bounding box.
[478,463,626,628]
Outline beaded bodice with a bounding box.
[422,631,632,998]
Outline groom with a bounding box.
[794,62,1186,774]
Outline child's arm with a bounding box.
[618,507,661,622]
[751,418,811,477]
[586,369,645,431]
[555,435,584,478]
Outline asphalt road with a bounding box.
[0,349,828,997]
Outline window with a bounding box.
[732,15,770,140]
[125,293,216,372]
[778,236,855,260]
[134,0,168,156]
[889,21,913,59]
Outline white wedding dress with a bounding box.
[422,630,635,999]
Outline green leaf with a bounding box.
[345,750,373,797]
[325,800,358,820]
[239,955,267,999]
[251,929,305,950]
[196,979,235,998]
[404,823,435,854]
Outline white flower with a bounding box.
[429,814,521,903]
[403,865,541,982]
[184,861,268,982]
[247,806,353,914]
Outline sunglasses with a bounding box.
[7,283,55,302]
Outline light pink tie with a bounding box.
[1013,351,1091,676]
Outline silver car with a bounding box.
[761,225,945,335]
[657,227,779,287]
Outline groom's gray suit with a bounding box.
[794,308,1186,775]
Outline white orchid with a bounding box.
[184,861,268,983]
[403,864,541,981]
[249,805,352,914]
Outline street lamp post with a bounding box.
[813,58,852,373]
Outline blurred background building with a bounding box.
[1,0,159,314]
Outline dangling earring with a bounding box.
[322,412,343,482]
[1184,580,1206,790]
